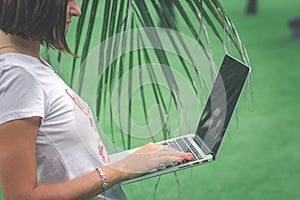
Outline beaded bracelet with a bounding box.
[96,166,108,192]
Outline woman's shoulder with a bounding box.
[1,52,47,69]
[0,54,38,84]
[0,52,58,84]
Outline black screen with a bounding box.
[196,55,250,157]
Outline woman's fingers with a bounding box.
[109,142,195,179]
[136,142,194,162]
[135,143,194,164]
[158,148,194,162]
[155,155,183,164]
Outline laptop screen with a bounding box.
[195,55,250,157]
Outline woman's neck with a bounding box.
[0,30,41,60]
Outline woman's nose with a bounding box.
[69,0,81,17]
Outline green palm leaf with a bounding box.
[46,0,250,164]
[42,0,252,198]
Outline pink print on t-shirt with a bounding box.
[98,139,110,163]
[65,88,97,133]
[66,88,110,164]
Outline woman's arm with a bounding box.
[0,117,192,200]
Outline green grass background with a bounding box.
[121,0,300,199]
[1,0,300,199]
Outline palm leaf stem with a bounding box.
[77,0,100,95]
[70,0,89,86]
[137,38,157,143]
[136,29,171,139]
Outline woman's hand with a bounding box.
[109,142,193,180]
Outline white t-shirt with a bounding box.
[0,53,126,200]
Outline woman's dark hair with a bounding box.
[0,0,75,56]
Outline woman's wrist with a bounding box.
[97,165,130,190]
[96,167,108,192]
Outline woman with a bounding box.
[0,0,192,199]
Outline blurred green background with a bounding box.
[1,0,299,199]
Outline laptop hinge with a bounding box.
[193,135,216,159]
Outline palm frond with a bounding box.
[46,0,250,153]
[41,0,252,198]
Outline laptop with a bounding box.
[110,54,251,184]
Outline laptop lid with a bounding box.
[195,54,251,158]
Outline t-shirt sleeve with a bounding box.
[0,66,45,125]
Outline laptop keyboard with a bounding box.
[157,137,202,171]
